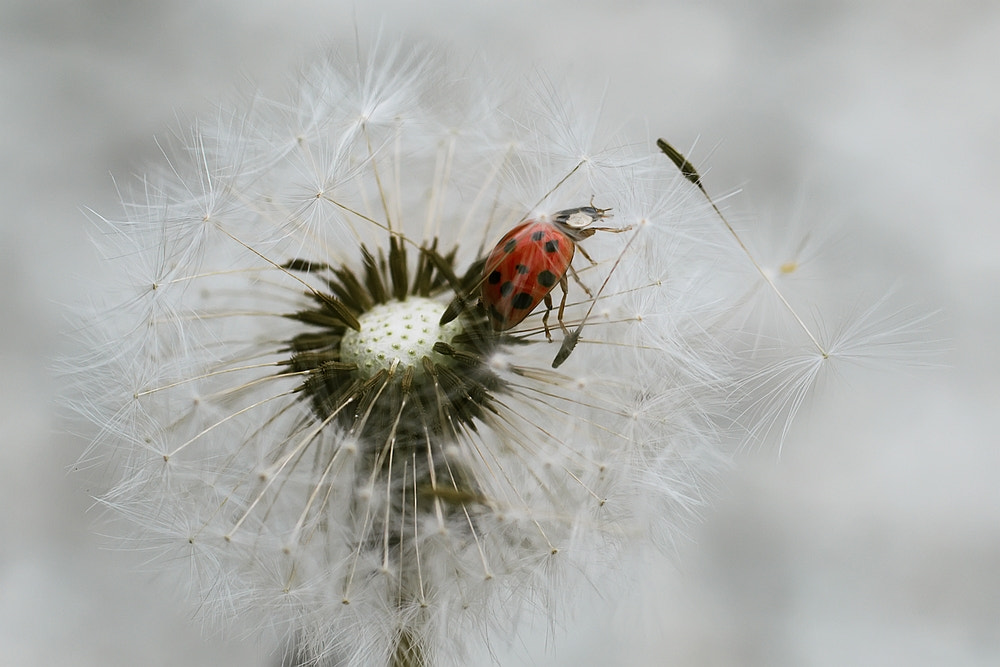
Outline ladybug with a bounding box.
[480,204,623,340]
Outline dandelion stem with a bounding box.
[530,159,586,215]
[657,138,829,358]
[365,125,396,234]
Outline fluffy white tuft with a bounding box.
[66,36,924,666]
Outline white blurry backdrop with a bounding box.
[1,1,997,665]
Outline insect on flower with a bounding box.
[63,28,930,664]
[74,38,855,667]
[480,203,626,333]
[439,202,634,368]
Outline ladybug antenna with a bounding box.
[656,138,828,358]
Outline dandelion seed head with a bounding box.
[62,31,924,667]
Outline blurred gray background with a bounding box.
[1,1,997,665]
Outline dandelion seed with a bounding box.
[67,37,924,666]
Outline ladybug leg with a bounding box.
[576,243,596,265]
[566,264,593,298]
[556,274,571,335]
[542,293,554,341]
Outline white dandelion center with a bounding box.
[340,298,464,379]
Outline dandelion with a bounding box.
[69,37,920,666]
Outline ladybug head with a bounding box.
[552,203,612,238]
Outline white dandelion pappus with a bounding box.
[69,39,860,666]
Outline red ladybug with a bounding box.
[480,204,621,340]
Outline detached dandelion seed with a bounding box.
[68,37,925,667]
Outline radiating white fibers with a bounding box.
[67,37,926,666]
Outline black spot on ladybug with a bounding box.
[489,305,505,323]
[499,281,514,296]
[531,230,546,242]
[515,264,529,274]
[503,239,517,253]
[511,292,534,310]
[537,270,557,288]
[544,239,559,253]
[488,270,502,284]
